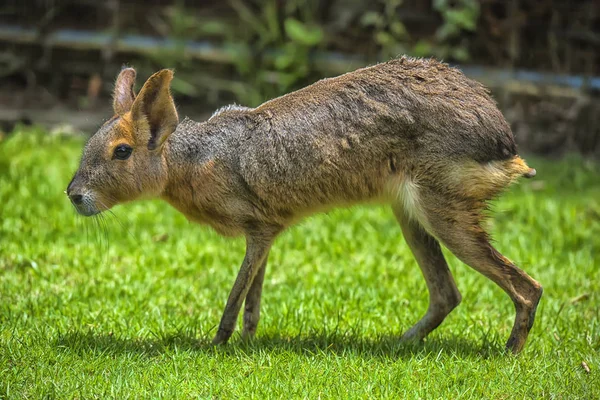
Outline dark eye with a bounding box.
[113,144,132,160]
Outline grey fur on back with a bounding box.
[165,57,516,224]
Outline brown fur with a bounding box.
[67,57,542,353]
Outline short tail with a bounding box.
[450,155,536,201]
[523,168,537,178]
[508,156,536,179]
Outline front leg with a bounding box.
[212,234,274,345]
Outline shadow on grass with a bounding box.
[55,330,505,360]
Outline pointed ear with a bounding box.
[131,69,179,150]
[113,67,137,116]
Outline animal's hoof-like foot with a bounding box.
[400,326,425,344]
[241,329,256,342]
[505,335,526,355]
[212,328,233,345]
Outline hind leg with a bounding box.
[418,193,543,354]
[393,207,462,342]
[242,258,267,339]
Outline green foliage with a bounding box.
[1,128,599,397]
[430,0,480,61]
[284,18,324,46]
[137,2,234,99]
[356,0,480,62]
[145,0,326,106]
[361,0,410,60]
[134,1,482,107]
[225,0,325,106]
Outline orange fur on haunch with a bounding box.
[67,57,542,354]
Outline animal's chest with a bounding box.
[162,190,245,237]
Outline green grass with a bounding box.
[1,127,599,399]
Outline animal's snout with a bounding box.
[69,193,84,205]
[66,189,98,216]
[66,173,85,200]
[66,173,98,215]
[66,178,84,205]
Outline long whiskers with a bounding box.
[67,201,89,247]
[92,212,110,266]
[69,194,142,268]
[67,195,114,267]
[97,197,139,246]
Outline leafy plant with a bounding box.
[360,0,409,60]
[414,0,480,61]
[226,0,325,106]
[130,0,480,107]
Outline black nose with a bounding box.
[69,194,83,205]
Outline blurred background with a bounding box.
[0,0,598,157]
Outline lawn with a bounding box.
[0,127,599,398]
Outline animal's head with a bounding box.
[67,68,179,216]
